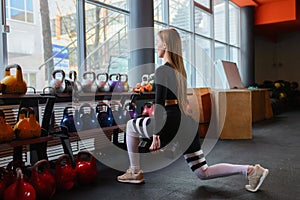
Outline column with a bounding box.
[129,0,155,87]
[241,6,255,87]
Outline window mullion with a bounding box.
[226,0,230,61]
[0,0,8,78]
[166,0,169,25]
[191,0,196,87]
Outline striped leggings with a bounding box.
[127,118,249,180]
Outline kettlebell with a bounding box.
[1,64,27,94]
[96,73,110,92]
[96,102,114,127]
[141,74,149,86]
[142,102,155,117]
[6,160,29,186]
[108,73,123,92]
[60,107,78,133]
[124,102,138,120]
[78,103,99,131]
[27,107,41,138]
[148,73,155,91]
[0,167,10,199]
[110,101,126,125]
[82,71,97,93]
[13,107,31,140]
[3,168,36,200]
[54,154,77,191]
[50,69,66,93]
[120,74,130,92]
[29,159,56,200]
[42,86,56,95]
[141,74,153,92]
[74,108,83,132]
[69,70,82,94]
[75,151,98,185]
[64,75,73,94]
[26,86,36,94]
[0,110,14,143]
[14,107,41,140]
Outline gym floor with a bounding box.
[55,108,300,200]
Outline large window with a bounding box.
[229,3,240,46]
[154,0,241,88]
[154,0,165,23]
[195,7,212,38]
[4,0,78,91]
[84,3,129,74]
[6,0,34,23]
[2,0,129,91]
[1,0,240,90]
[169,0,192,31]
[195,36,212,87]
[214,0,227,43]
[215,42,227,61]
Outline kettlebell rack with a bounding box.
[0,92,155,167]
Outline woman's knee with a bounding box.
[126,119,138,137]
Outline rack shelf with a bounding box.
[0,124,126,151]
[0,91,155,105]
[43,91,155,102]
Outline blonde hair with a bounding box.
[158,28,188,114]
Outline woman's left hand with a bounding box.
[149,135,161,151]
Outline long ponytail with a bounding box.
[158,29,189,115]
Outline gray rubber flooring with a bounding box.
[55,109,300,200]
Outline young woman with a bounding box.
[117,28,269,193]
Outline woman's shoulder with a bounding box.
[156,62,173,73]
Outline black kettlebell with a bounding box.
[96,102,113,127]
[110,101,127,125]
[78,103,99,131]
[69,70,82,93]
[60,107,77,133]
[64,78,73,94]
[82,71,97,93]
[50,69,66,93]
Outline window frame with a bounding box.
[154,0,241,88]
[194,0,212,14]
[6,0,34,23]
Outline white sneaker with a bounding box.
[245,164,269,192]
[117,168,144,184]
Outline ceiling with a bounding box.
[254,16,300,42]
[230,0,300,41]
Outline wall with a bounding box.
[255,30,300,85]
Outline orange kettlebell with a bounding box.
[0,110,14,143]
[1,64,27,94]
[27,108,41,138]
[143,83,153,92]
[13,108,31,140]
[14,107,41,140]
